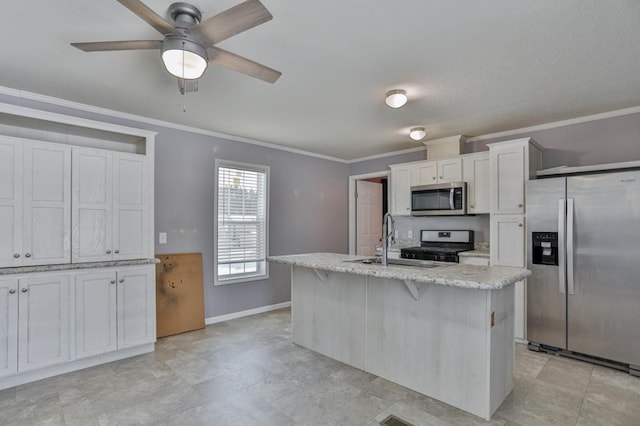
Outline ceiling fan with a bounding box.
[71,0,281,94]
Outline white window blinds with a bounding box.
[216,162,268,283]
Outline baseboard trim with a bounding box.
[205,301,291,325]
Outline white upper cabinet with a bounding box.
[390,164,411,215]
[489,138,542,215]
[410,158,462,186]
[72,148,149,263]
[462,152,490,214]
[0,137,71,268]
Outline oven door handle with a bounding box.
[449,188,454,210]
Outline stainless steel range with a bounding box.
[401,230,474,263]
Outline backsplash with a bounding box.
[390,214,490,248]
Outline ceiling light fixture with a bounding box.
[161,36,208,80]
[385,90,408,108]
[409,127,427,141]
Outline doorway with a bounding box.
[348,171,390,255]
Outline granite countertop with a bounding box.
[458,250,490,258]
[268,253,530,290]
[0,258,160,276]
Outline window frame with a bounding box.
[214,159,270,286]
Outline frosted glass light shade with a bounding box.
[409,127,427,141]
[161,36,208,79]
[385,90,407,108]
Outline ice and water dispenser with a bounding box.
[531,232,559,266]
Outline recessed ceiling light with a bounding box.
[409,127,427,141]
[385,90,407,108]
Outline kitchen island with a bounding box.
[268,253,531,420]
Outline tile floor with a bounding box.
[1,308,639,425]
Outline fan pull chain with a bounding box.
[182,41,187,112]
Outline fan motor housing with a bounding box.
[169,2,202,27]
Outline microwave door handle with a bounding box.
[449,188,454,210]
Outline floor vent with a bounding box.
[380,415,414,426]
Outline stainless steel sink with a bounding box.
[344,257,448,269]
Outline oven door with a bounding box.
[410,182,467,216]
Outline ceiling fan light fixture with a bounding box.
[409,127,427,141]
[385,90,407,108]
[161,36,208,79]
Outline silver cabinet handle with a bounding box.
[115,249,119,254]
[21,288,28,293]
[9,289,16,294]
[518,223,523,227]
[517,203,523,208]
[432,176,436,180]
[106,250,111,254]
[25,253,31,258]
[439,176,443,179]
[110,280,116,284]
[13,253,20,258]
[119,278,124,283]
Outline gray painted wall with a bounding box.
[0,93,350,318]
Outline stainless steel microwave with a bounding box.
[410,182,467,216]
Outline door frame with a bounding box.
[348,170,390,255]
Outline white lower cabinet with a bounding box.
[0,264,155,387]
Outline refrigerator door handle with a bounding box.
[567,198,575,295]
[558,199,566,294]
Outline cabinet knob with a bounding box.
[110,280,116,284]
[517,204,523,208]
[119,278,125,283]
[470,204,475,208]
[115,249,120,254]
[21,288,28,293]
[518,223,523,227]
[106,250,112,254]
[439,176,443,179]
[432,177,436,180]
[13,253,20,258]
[406,207,410,210]
[9,289,16,294]
[25,253,31,258]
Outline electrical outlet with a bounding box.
[159,232,167,244]
[408,230,413,239]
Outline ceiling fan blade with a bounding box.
[207,47,281,83]
[71,40,162,52]
[116,0,175,35]
[190,0,272,45]
[177,78,199,94]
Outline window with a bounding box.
[215,160,269,284]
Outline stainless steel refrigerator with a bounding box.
[526,170,640,375]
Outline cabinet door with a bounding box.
[23,142,71,266]
[117,267,155,349]
[490,145,525,214]
[75,271,117,359]
[410,161,437,186]
[490,215,525,267]
[18,274,72,372]
[113,154,148,260]
[390,166,411,215]
[462,154,490,214]
[437,158,462,183]
[0,279,18,378]
[72,149,113,262]
[0,138,23,267]
[514,280,527,341]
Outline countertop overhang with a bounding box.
[268,253,530,290]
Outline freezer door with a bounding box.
[567,170,640,365]
[526,177,567,349]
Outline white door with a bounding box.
[0,138,23,267]
[113,154,148,260]
[437,158,462,183]
[462,154,490,214]
[117,267,155,349]
[356,181,383,256]
[23,142,71,265]
[75,271,117,359]
[490,145,525,214]
[390,166,411,215]
[410,161,437,185]
[72,149,113,262]
[18,274,71,372]
[0,279,18,378]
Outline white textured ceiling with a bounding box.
[1,1,639,160]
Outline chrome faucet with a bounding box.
[382,212,395,266]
